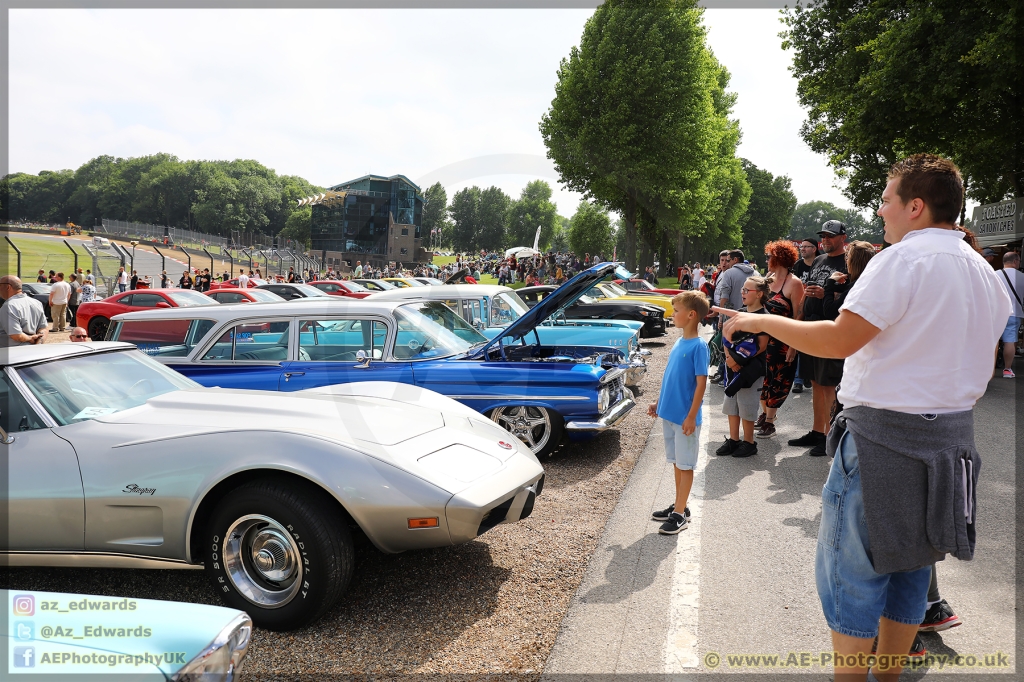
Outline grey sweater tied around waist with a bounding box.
[826,406,980,575]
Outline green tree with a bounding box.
[505,180,558,249]
[783,0,1022,207]
[790,201,883,243]
[550,215,570,252]
[448,187,480,253]
[278,205,312,249]
[568,200,613,258]
[476,186,511,251]
[739,159,797,260]
[540,0,728,270]
[421,182,450,245]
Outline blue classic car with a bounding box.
[107,266,637,456]
[367,277,648,387]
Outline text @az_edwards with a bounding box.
[703,650,1011,671]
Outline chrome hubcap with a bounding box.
[223,515,303,608]
[491,406,551,453]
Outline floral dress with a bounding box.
[761,286,798,408]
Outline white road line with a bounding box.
[665,400,711,672]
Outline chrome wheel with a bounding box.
[490,405,552,454]
[223,514,303,609]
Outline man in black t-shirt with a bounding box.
[791,238,819,284]
[788,221,849,456]
[789,238,819,394]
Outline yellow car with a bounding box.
[382,277,426,288]
[588,282,675,318]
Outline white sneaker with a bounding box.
[1004,369,1015,379]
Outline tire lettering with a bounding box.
[217,577,225,584]
[213,562,220,569]
[222,586,230,593]
[298,542,305,550]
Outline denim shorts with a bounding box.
[663,419,701,471]
[1001,316,1021,343]
[815,430,932,638]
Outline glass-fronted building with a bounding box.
[310,174,425,267]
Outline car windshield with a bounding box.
[293,284,331,297]
[604,282,629,296]
[393,301,487,360]
[168,291,220,307]
[248,289,286,302]
[17,349,199,426]
[340,281,369,293]
[359,280,395,291]
[26,283,51,294]
[488,292,530,328]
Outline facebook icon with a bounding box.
[13,646,35,668]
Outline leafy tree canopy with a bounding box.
[790,200,884,243]
[505,180,559,250]
[1,154,322,239]
[568,200,613,258]
[783,0,1022,208]
[739,159,797,261]
[541,0,733,269]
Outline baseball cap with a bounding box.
[818,220,847,237]
[801,237,820,250]
[981,248,996,257]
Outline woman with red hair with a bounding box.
[754,240,806,439]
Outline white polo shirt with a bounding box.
[838,228,1011,414]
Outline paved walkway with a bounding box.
[544,347,1017,678]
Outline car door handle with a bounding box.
[283,372,305,381]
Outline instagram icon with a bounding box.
[12,594,35,616]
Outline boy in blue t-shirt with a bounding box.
[648,290,710,534]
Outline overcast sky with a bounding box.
[10,8,860,218]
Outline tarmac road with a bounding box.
[545,336,1017,679]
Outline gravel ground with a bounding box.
[14,332,676,679]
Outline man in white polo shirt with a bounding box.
[718,154,1009,682]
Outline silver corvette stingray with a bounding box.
[1,342,544,631]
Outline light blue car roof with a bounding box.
[2,590,246,678]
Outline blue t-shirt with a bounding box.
[657,335,709,426]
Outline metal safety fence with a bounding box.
[99,219,229,251]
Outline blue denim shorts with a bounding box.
[663,419,700,471]
[1002,316,1021,343]
[815,430,932,638]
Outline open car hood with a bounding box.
[470,262,630,358]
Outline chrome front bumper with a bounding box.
[624,348,650,388]
[564,390,636,432]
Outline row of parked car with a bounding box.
[1,264,682,637]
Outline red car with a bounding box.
[307,280,373,299]
[76,288,219,341]
[209,277,269,290]
[205,288,286,304]
[614,278,684,296]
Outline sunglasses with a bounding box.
[70,334,88,339]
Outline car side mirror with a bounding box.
[355,350,371,368]
[156,302,171,308]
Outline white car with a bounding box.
[1,342,544,630]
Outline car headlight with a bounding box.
[639,308,661,317]
[598,386,611,412]
[173,613,251,682]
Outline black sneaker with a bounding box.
[715,438,740,456]
[651,504,691,522]
[788,430,825,447]
[755,421,777,439]
[754,413,767,429]
[871,634,927,657]
[792,382,804,394]
[658,512,688,535]
[809,441,828,457]
[708,372,723,384]
[919,599,962,632]
[732,441,758,458]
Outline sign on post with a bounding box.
[972,197,1023,247]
